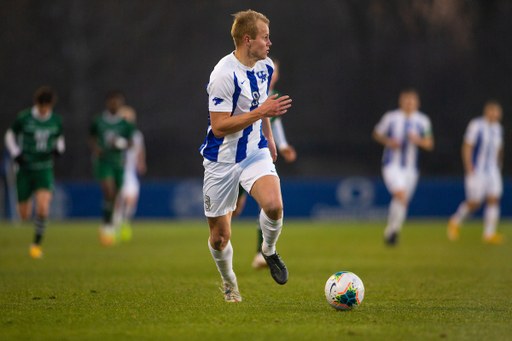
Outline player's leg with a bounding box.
[31,189,52,256]
[382,167,407,245]
[203,160,241,301]
[448,173,484,241]
[483,172,503,244]
[16,169,33,221]
[98,177,118,245]
[249,174,288,284]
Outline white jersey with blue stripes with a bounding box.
[200,53,274,163]
[464,117,503,173]
[375,109,432,169]
[124,130,144,177]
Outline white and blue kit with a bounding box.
[463,117,503,201]
[374,109,432,197]
[121,130,144,197]
[200,53,278,217]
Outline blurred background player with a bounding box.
[3,86,65,258]
[231,58,297,269]
[88,91,136,246]
[373,89,434,246]
[448,100,504,244]
[113,105,146,241]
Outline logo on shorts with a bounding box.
[204,195,211,212]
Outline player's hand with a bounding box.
[260,94,292,118]
[279,146,297,163]
[408,133,423,146]
[268,138,278,162]
[386,138,401,149]
[14,154,25,165]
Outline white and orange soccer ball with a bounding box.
[325,271,365,310]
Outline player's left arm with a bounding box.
[262,117,277,162]
[137,134,147,176]
[53,119,65,157]
[272,118,296,163]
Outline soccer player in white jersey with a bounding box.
[373,89,434,246]
[199,10,292,302]
[448,101,504,244]
[114,105,146,241]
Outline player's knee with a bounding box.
[467,201,481,211]
[487,197,500,206]
[394,191,407,205]
[262,201,283,220]
[35,206,49,218]
[210,235,229,251]
[19,210,31,221]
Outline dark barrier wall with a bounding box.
[1,1,511,178]
[12,177,511,219]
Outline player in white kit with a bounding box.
[115,106,146,241]
[373,89,434,246]
[448,101,504,244]
[199,10,292,302]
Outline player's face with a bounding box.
[36,104,52,116]
[484,104,502,123]
[399,93,420,114]
[249,21,271,60]
[106,96,125,114]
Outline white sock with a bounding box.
[259,209,282,256]
[483,204,500,237]
[208,239,237,285]
[452,202,470,225]
[384,199,407,237]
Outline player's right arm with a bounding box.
[210,94,291,138]
[372,113,400,149]
[462,120,478,175]
[4,113,24,162]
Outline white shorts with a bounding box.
[382,166,419,200]
[465,170,502,203]
[203,148,278,217]
[121,172,140,198]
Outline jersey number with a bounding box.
[35,130,51,152]
[251,91,260,107]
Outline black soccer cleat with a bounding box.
[262,252,288,285]
[384,232,399,246]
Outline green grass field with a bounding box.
[1,219,511,340]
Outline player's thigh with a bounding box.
[17,199,33,220]
[405,170,419,200]
[203,160,241,218]
[465,173,485,204]
[16,169,33,203]
[485,171,503,200]
[382,166,406,196]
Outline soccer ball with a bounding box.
[325,271,365,310]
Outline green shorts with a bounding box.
[16,168,54,202]
[94,160,124,190]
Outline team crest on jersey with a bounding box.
[204,195,211,212]
[212,97,224,106]
[256,71,267,83]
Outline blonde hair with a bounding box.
[231,10,269,48]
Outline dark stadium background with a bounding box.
[1,0,511,179]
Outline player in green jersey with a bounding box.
[231,59,297,268]
[4,86,65,258]
[88,90,136,246]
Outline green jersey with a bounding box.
[10,108,64,170]
[89,112,136,167]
